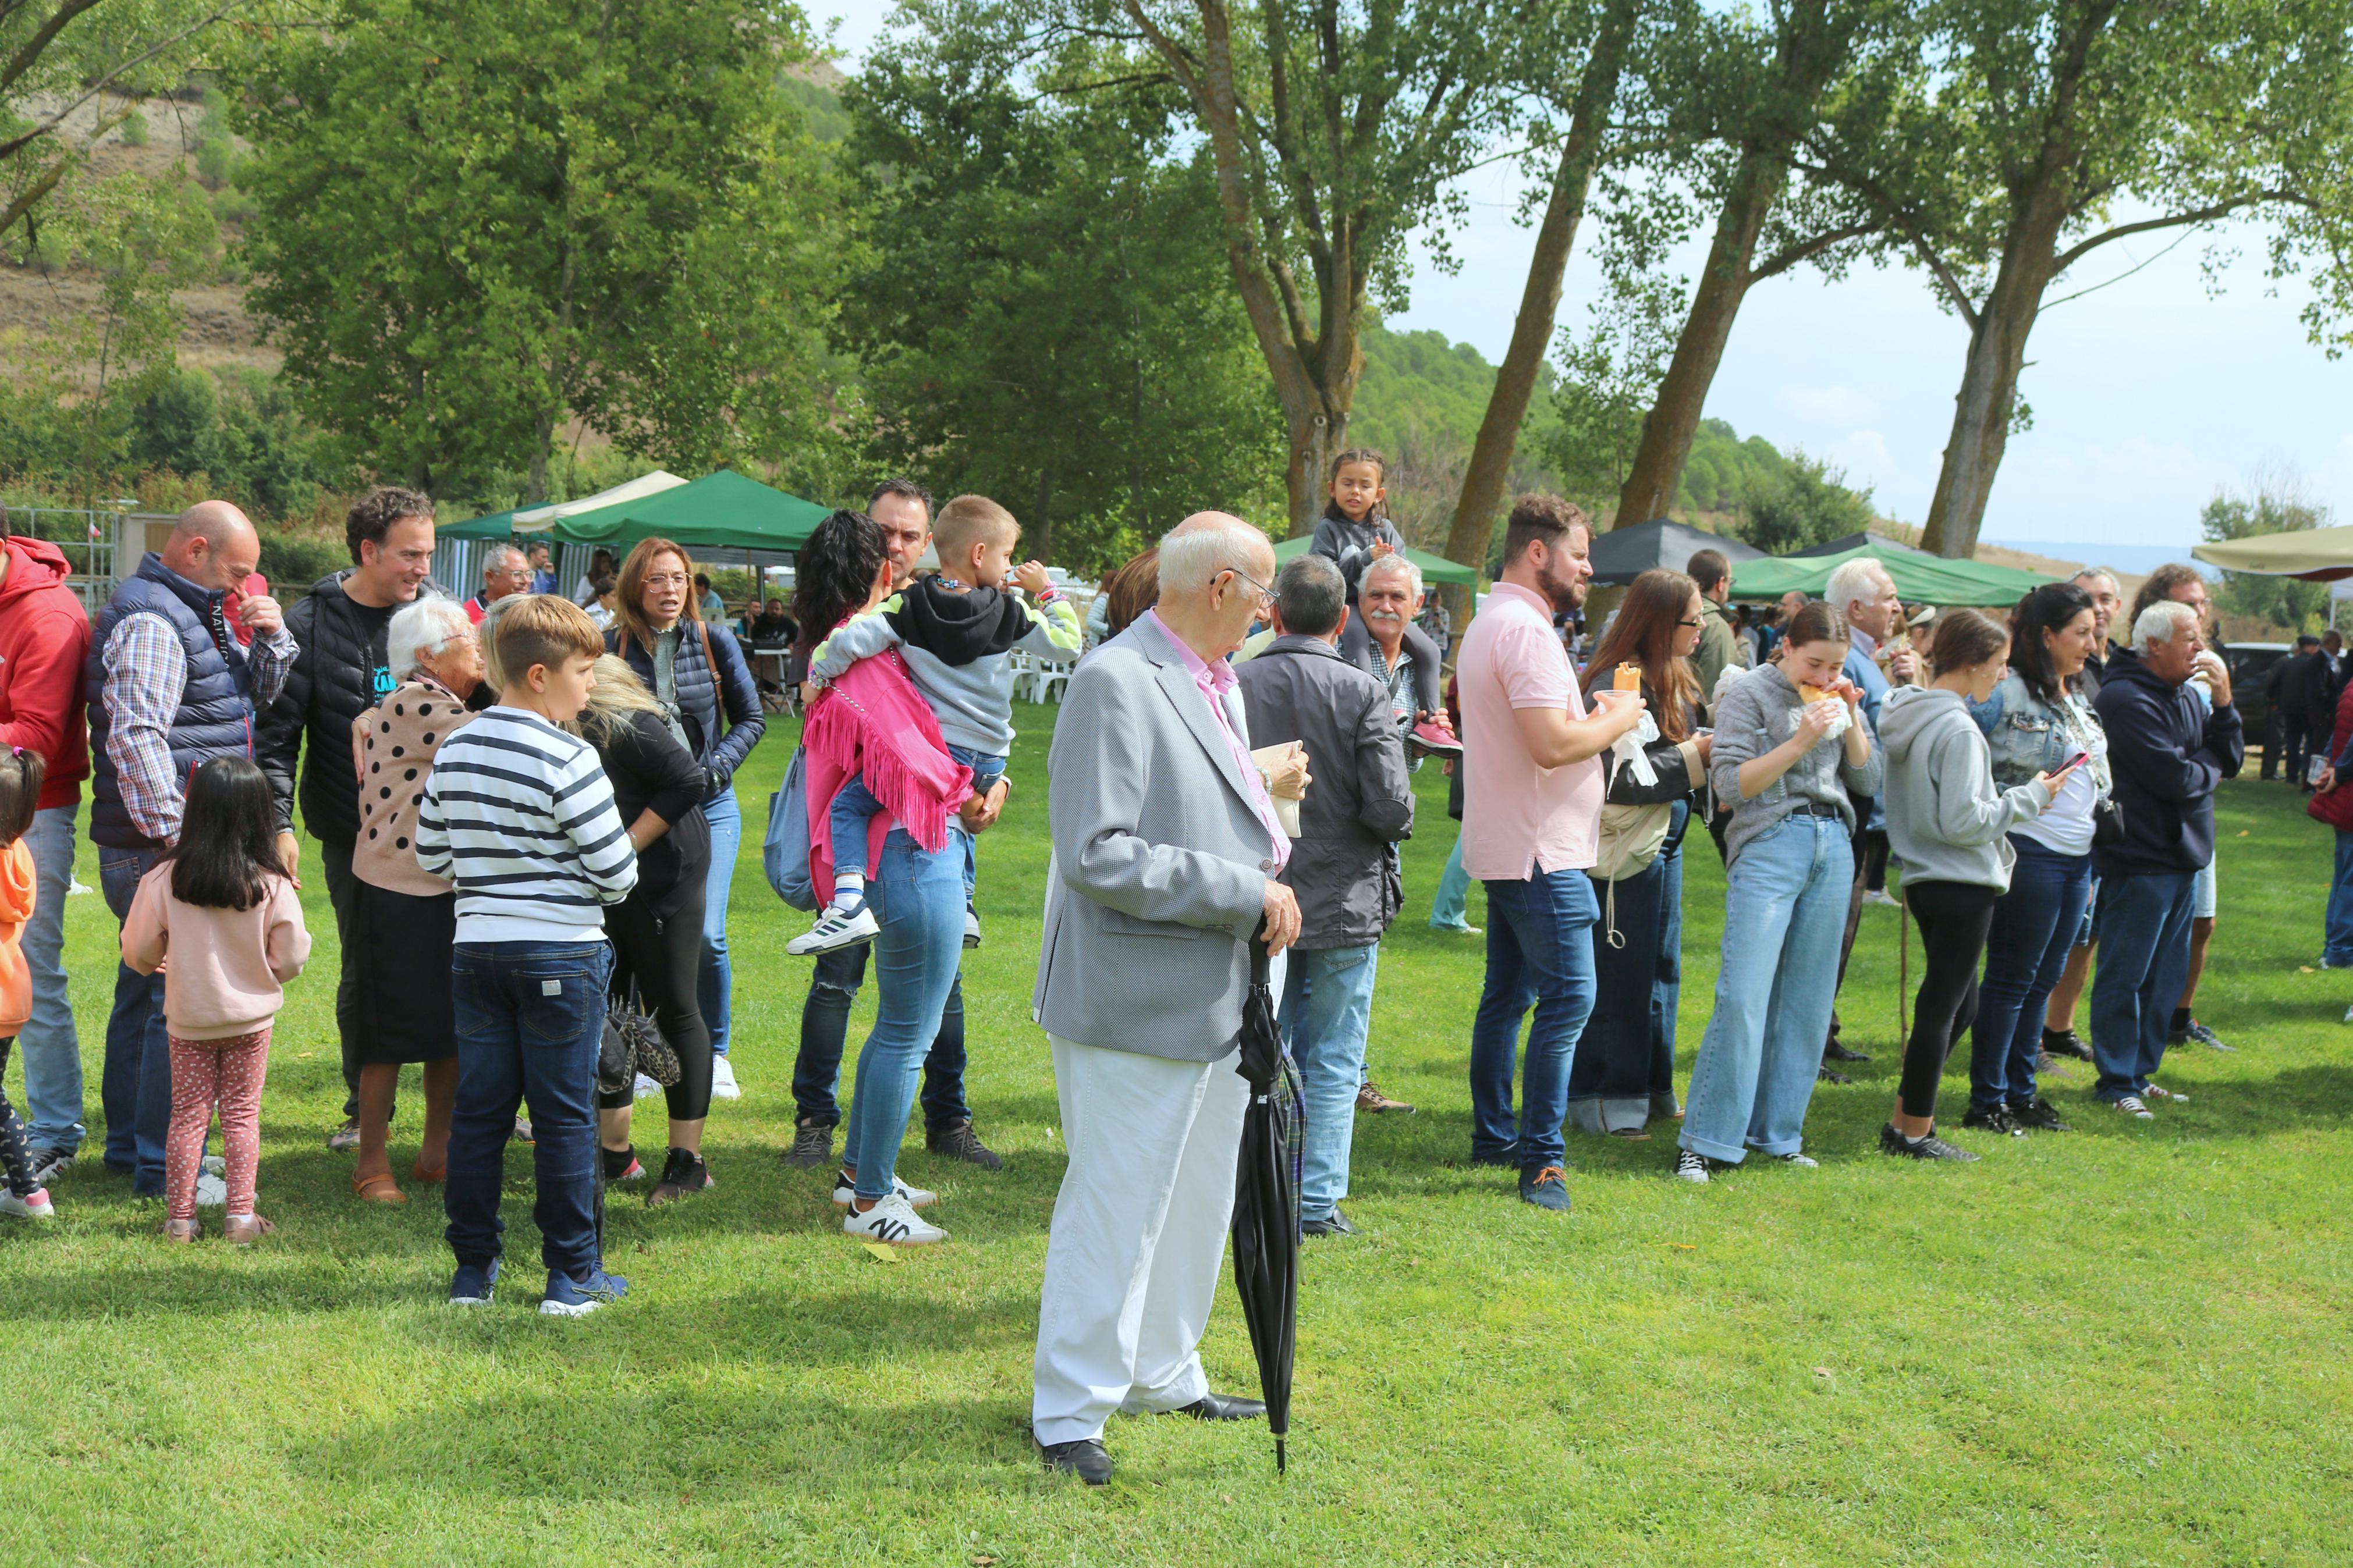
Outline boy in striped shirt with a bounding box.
[416,595,638,1317]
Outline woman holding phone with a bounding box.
[1877,607,2072,1161]
[1962,583,2110,1137]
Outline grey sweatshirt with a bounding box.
[1708,663,1885,867]
[1878,685,2050,891]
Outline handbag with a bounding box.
[763,746,818,911]
[1591,801,1673,882]
[2092,795,2128,847]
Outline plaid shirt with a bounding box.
[102,609,295,843]
[1363,636,1423,773]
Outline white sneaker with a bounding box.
[1774,1151,1819,1168]
[788,901,879,955]
[2113,1096,2155,1120]
[1862,888,1901,909]
[709,1056,741,1100]
[2142,1083,2188,1104]
[196,1172,228,1207]
[832,1171,937,1208]
[1671,1149,1711,1184]
[632,1072,662,1098]
[0,1187,55,1219]
[843,1191,946,1245]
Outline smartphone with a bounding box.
[2063,751,2088,770]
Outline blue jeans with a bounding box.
[792,941,970,1131]
[15,805,84,1152]
[444,940,613,1278]
[98,844,172,1194]
[1470,866,1599,1172]
[1971,837,2094,1110]
[1279,943,1380,1222]
[829,746,1002,893]
[698,787,740,1056]
[1680,815,1850,1164]
[1430,831,1473,929]
[2326,831,2353,966]
[840,826,967,1200]
[2088,868,2196,1101]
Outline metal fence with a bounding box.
[0,506,162,612]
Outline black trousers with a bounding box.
[1896,880,1999,1120]
[595,886,716,1124]
[316,836,375,1121]
[1826,827,1891,1050]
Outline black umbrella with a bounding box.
[1230,932,1302,1474]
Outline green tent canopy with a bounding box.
[446,470,828,552]
[441,470,690,542]
[1731,543,2052,608]
[1271,535,1478,588]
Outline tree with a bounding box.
[837,34,1282,573]
[1731,449,1874,553]
[235,0,847,504]
[1040,0,1511,532]
[1816,0,2353,558]
[1532,268,1680,504]
[2203,466,2336,634]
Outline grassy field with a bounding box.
[1,701,2347,1565]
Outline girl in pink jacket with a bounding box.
[123,757,311,1244]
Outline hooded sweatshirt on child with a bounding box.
[1878,685,2051,891]
[0,839,34,1035]
[0,536,93,810]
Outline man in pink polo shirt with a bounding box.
[1456,495,1645,1210]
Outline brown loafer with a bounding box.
[223,1214,276,1246]
[352,1173,407,1204]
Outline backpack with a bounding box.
[763,746,818,911]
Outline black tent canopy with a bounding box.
[1586,518,1765,588]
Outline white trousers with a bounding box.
[1031,1034,1250,1446]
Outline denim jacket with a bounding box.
[1967,673,2110,796]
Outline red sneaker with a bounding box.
[1411,719,1463,758]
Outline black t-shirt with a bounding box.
[353,598,397,708]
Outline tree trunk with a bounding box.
[1611,149,1783,529]
[1919,186,2070,558]
[1442,0,1640,597]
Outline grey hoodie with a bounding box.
[1879,686,2051,892]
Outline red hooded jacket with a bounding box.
[0,536,93,810]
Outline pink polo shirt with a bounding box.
[1457,581,1602,880]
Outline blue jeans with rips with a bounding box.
[1678,815,1850,1164]
[1279,943,1380,1222]
[698,787,741,1057]
[1971,836,2094,1110]
[2088,868,2197,1101]
[792,941,970,1132]
[840,826,967,1200]
[1469,866,1599,1173]
[98,844,172,1194]
[15,805,84,1152]
[443,940,613,1279]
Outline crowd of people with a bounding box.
[0,447,2310,1482]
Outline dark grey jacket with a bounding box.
[1236,634,1414,948]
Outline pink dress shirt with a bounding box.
[1144,608,1290,872]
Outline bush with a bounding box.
[257,525,349,591]
[120,110,150,147]
[1733,451,1875,555]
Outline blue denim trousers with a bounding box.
[98,844,172,1194]
[2088,868,2196,1101]
[443,940,613,1279]
[1470,866,1599,1172]
[792,941,970,1131]
[2325,831,2353,967]
[15,805,84,1152]
[1971,837,2094,1110]
[698,787,741,1056]
[1430,832,1474,930]
[1679,815,1851,1164]
[1279,943,1380,1221]
[831,746,1002,894]
[840,826,967,1200]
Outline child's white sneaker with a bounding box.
[196,1172,228,1208]
[788,901,879,955]
[843,1192,946,1245]
[832,1171,937,1208]
[0,1187,55,1220]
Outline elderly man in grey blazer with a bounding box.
[1031,511,1302,1486]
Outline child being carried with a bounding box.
[790,494,1081,956]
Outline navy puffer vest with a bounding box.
[86,553,255,849]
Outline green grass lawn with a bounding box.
[2,701,2348,1565]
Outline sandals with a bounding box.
[162,1217,201,1243]
[352,1172,409,1205]
[223,1214,276,1246]
[410,1161,448,1185]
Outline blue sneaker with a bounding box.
[448,1258,499,1307]
[1518,1164,1572,1211]
[540,1267,630,1317]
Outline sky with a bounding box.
[817,1,2353,555]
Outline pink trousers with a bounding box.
[165,1026,272,1222]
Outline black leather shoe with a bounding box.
[1173,1391,1266,1421]
[1301,1208,1357,1237]
[1037,1437,1112,1485]
[1816,1065,1853,1086]
[1823,1040,1872,1063]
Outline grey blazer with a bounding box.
[1034,615,1278,1061]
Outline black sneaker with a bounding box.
[1301,1207,1358,1237]
[1816,1065,1853,1086]
[1961,1104,2026,1137]
[2009,1097,2074,1133]
[925,1117,1004,1171]
[2042,1028,2095,1062]
[647,1147,713,1207]
[2182,1019,2232,1053]
[783,1117,836,1169]
[25,1147,72,1186]
[1823,1039,1872,1063]
[1879,1124,1980,1162]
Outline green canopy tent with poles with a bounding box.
[1270,535,1479,587]
[1732,542,2053,608]
[448,469,829,551]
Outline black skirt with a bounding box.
[352,881,458,1065]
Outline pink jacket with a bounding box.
[800,646,972,906]
[120,863,311,1040]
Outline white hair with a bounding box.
[388,595,477,681]
[2134,599,2198,654]
[1158,514,1271,595]
[483,542,527,573]
[1824,557,1890,614]
[1361,551,1423,602]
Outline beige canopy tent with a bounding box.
[2191,526,2353,582]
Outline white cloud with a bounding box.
[1777,384,1882,424]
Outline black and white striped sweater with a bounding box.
[414,706,638,943]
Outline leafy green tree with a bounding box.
[2203,469,2336,634]
[1731,449,1875,553]
[235,0,847,503]
[127,366,350,518]
[839,37,1280,573]
[1535,268,1681,509]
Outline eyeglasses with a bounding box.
[1222,567,1276,610]
[643,573,691,589]
[1677,617,1704,629]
